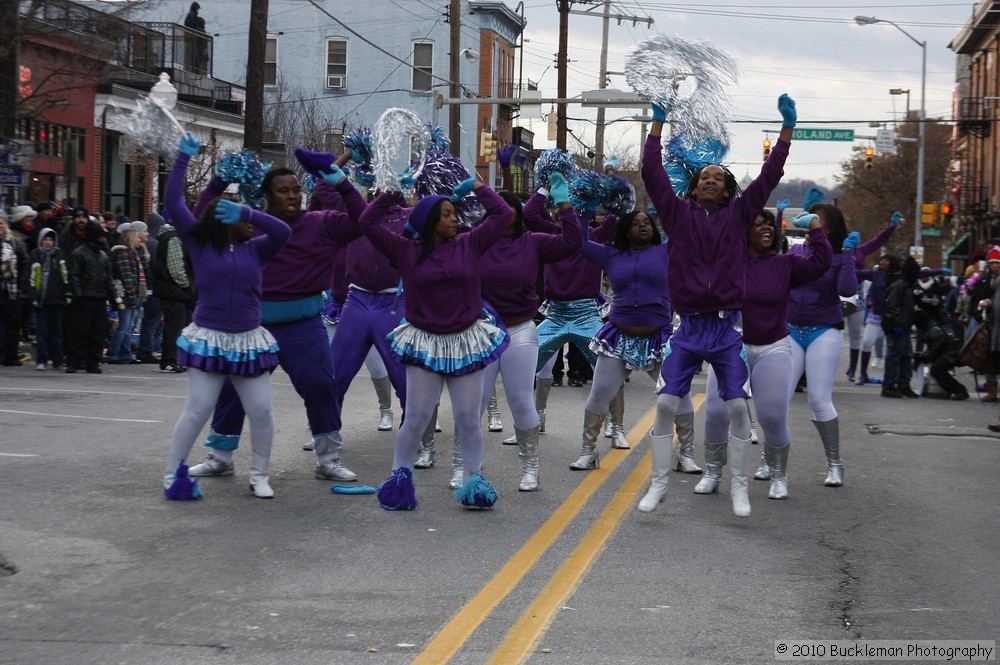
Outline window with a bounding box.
[326,38,347,89]
[265,36,278,86]
[412,42,432,92]
[324,130,343,155]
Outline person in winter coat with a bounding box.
[912,310,969,400]
[27,228,71,369]
[150,222,195,373]
[66,222,121,373]
[0,217,29,365]
[881,256,920,398]
[106,224,149,364]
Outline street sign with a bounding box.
[876,129,896,153]
[790,128,855,141]
[0,165,25,187]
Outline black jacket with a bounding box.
[882,271,914,334]
[150,227,195,303]
[69,241,116,301]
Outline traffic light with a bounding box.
[762,138,771,162]
[941,202,954,225]
[921,202,939,226]
[480,132,497,162]
[864,147,874,170]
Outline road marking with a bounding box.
[486,393,706,664]
[411,395,713,665]
[0,409,160,423]
[0,452,39,457]
[0,386,186,399]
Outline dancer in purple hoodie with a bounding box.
[639,93,796,517]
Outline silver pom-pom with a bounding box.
[114,95,184,159]
[624,34,739,143]
[372,108,431,193]
[534,149,579,189]
[603,175,636,216]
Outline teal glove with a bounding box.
[651,104,666,123]
[890,211,902,227]
[178,132,201,157]
[940,267,952,275]
[451,177,476,202]
[215,199,243,225]
[842,231,861,251]
[647,203,657,216]
[776,199,791,210]
[320,165,346,186]
[778,93,796,128]
[792,213,818,229]
[549,172,570,205]
[603,155,619,172]
[398,167,416,190]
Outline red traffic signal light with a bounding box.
[864,147,874,170]
[941,202,953,216]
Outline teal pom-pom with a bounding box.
[164,462,203,501]
[569,170,606,212]
[535,149,579,194]
[215,150,270,209]
[662,133,729,197]
[426,123,451,152]
[377,467,418,511]
[603,175,636,216]
[454,472,498,509]
[331,484,377,495]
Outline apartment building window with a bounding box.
[324,129,344,155]
[412,42,432,92]
[326,38,347,90]
[265,35,278,86]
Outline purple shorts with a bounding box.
[659,311,749,400]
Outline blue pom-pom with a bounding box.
[454,472,498,509]
[343,128,377,189]
[534,149,579,193]
[569,170,606,212]
[661,132,729,197]
[603,175,636,216]
[426,124,451,152]
[164,461,203,501]
[377,467,418,511]
[216,150,270,210]
[413,151,485,226]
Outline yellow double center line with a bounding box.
[413,394,706,665]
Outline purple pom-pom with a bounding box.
[413,151,485,226]
[164,461,204,501]
[295,148,336,177]
[377,467,418,511]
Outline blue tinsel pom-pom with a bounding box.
[661,133,729,197]
[377,467,418,511]
[216,150,270,210]
[569,170,606,212]
[426,124,451,152]
[343,128,376,189]
[534,149,579,192]
[602,175,636,216]
[454,472,498,509]
[164,461,203,501]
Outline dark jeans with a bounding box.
[0,297,21,364]
[928,354,968,397]
[66,298,108,371]
[883,330,913,388]
[159,298,193,366]
[138,295,163,357]
[568,343,593,382]
[35,305,65,366]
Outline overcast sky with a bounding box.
[514,1,973,188]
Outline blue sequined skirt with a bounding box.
[589,322,671,371]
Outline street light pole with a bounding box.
[856,16,926,257]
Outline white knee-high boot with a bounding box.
[414,405,438,469]
[728,434,752,517]
[637,429,672,512]
[372,376,394,431]
[535,377,552,433]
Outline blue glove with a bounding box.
[548,172,570,205]
[802,186,827,211]
[778,93,796,128]
[215,199,243,225]
[320,165,346,186]
[890,211,902,227]
[842,231,861,251]
[776,198,791,210]
[603,155,619,172]
[498,145,516,169]
[651,104,667,123]
[398,167,416,190]
[178,132,201,157]
[792,213,818,229]
[451,176,476,202]
[940,267,952,275]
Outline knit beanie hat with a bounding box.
[405,195,448,238]
[988,247,1000,263]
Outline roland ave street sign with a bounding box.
[790,128,855,141]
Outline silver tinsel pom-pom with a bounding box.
[115,95,184,159]
[534,149,579,190]
[414,150,484,227]
[343,128,376,189]
[603,175,636,216]
[624,34,739,144]
[373,108,431,193]
[569,170,605,212]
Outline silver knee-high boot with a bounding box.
[414,405,438,469]
[535,377,553,434]
[372,375,394,431]
[765,443,789,499]
[672,412,702,473]
[637,429,673,512]
[487,388,503,432]
[449,424,465,490]
[249,451,274,499]
[728,434,752,517]
[608,387,630,449]
[569,410,604,470]
[754,449,771,480]
[813,418,843,487]
[516,426,540,491]
[694,442,727,494]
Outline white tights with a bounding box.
[789,328,842,422]
[480,321,539,429]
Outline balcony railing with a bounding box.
[141,22,213,77]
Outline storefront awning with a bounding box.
[945,231,971,261]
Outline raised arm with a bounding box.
[465,181,515,254]
[164,135,201,241]
[535,203,584,264]
[358,191,410,262]
[855,212,899,268]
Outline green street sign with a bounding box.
[791,128,855,141]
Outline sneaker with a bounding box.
[160,363,186,373]
[315,459,357,481]
[136,353,160,364]
[881,387,903,398]
[950,392,970,401]
[899,385,920,399]
[36,363,46,371]
[189,454,235,477]
[303,440,314,451]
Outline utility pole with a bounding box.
[244,0,269,152]
[556,0,569,150]
[0,0,19,139]
[448,0,461,156]
[593,0,610,167]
